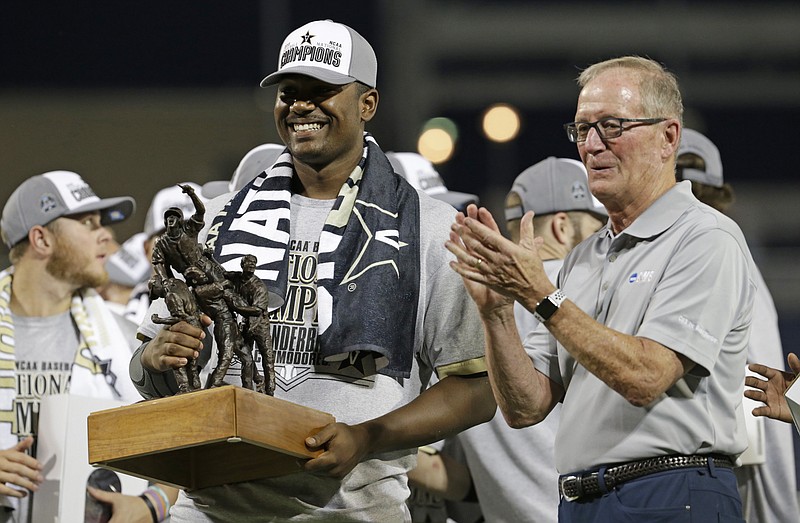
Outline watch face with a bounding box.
[535,298,559,322]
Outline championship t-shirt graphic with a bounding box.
[270,238,378,391]
[224,198,379,392]
[14,360,71,436]
[10,312,77,437]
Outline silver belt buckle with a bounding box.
[559,475,582,502]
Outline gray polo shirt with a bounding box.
[528,181,756,473]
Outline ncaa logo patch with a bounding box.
[39,194,58,213]
[571,181,588,202]
[629,271,655,284]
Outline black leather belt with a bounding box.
[559,454,734,502]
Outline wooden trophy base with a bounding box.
[87,386,335,490]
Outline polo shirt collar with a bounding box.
[609,180,695,240]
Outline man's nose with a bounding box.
[291,99,316,112]
[98,226,113,243]
[583,126,606,152]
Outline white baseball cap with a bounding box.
[105,232,150,287]
[386,152,479,212]
[1,170,135,249]
[143,182,204,239]
[678,128,724,188]
[260,20,377,88]
[201,144,286,199]
[505,157,607,221]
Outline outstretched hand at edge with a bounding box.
[745,352,800,424]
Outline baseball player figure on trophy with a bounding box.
[226,254,276,396]
[182,264,259,391]
[147,184,274,394]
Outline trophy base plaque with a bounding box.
[88,386,335,490]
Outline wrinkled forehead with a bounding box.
[576,70,643,118]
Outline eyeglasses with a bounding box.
[563,117,666,143]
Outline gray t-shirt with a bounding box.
[11,308,139,437]
[11,312,79,438]
[134,189,486,522]
[529,182,756,473]
[7,309,138,523]
[6,313,79,523]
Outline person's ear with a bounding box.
[360,88,379,122]
[550,212,573,246]
[663,120,681,160]
[28,225,54,255]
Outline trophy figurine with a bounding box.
[147,184,274,394]
[225,255,275,396]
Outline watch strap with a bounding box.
[533,289,566,323]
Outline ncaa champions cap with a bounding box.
[1,170,135,249]
[506,157,607,221]
[387,152,479,212]
[678,128,724,188]
[261,20,377,88]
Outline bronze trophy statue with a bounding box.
[89,188,334,491]
[147,184,275,394]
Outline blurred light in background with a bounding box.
[417,117,459,164]
[418,128,454,164]
[482,103,521,143]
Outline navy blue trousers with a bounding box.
[558,460,744,522]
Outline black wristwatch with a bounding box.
[533,289,566,324]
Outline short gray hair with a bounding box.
[578,56,683,124]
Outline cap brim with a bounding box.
[682,167,723,188]
[106,253,150,287]
[70,196,135,225]
[432,191,479,212]
[260,66,360,87]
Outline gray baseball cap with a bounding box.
[260,20,377,88]
[505,157,607,221]
[201,144,286,200]
[678,128,723,188]
[387,152,479,212]
[1,170,135,249]
[106,232,150,287]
